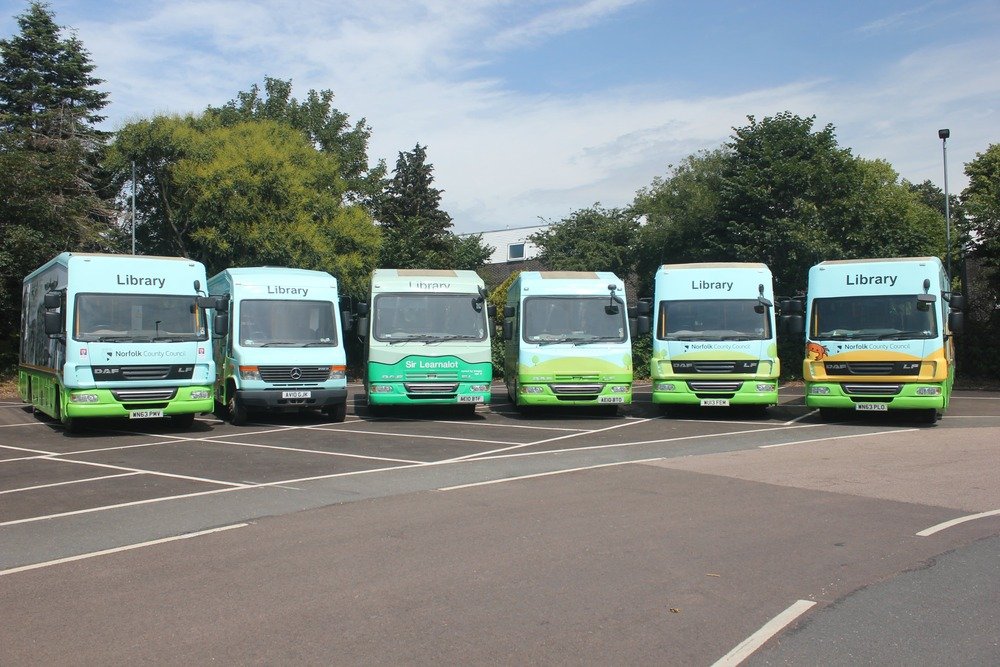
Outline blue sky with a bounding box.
[2,0,998,232]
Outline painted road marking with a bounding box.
[784,410,817,425]
[0,421,46,429]
[437,458,664,491]
[758,428,917,449]
[917,509,1000,536]
[0,472,141,495]
[48,457,252,488]
[0,523,248,576]
[712,599,817,666]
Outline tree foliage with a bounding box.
[375,143,492,270]
[0,1,116,369]
[530,204,641,279]
[106,115,379,296]
[633,112,945,297]
[205,77,386,206]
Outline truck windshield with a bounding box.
[658,299,770,341]
[373,293,487,342]
[74,293,207,342]
[810,295,937,340]
[522,296,627,344]
[239,299,337,347]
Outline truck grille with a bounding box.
[91,365,194,381]
[404,383,459,394]
[258,366,331,383]
[673,361,758,374]
[842,384,902,396]
[550,384,604,395]
[687,381,743,392]
[111,388,178,402]
[825,362,921,376]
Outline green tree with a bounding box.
[205,77,386,206]
[530,204,641,279]
[375,143,492,269]
[0,1,116,369]
[106,116,380,296]
[958,144,1000,378]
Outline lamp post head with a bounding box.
[938,128,950,140]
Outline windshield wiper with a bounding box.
[259,341,300,347]
[534,337,574,346]
[569,335,623,345]
[878,331,933,340]
[385,334,437,345]
[430,334,482,341]
[302,341,335,347]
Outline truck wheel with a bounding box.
[172,413,195,429]
[228,393,248,426]
[918,408,939,425]
[325,402,347,423]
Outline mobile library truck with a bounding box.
[502,271,647,413]
[650,263,779,410]
[357,269,493,413]
[208,267,349,425]
[19,252,223,432]
[790,256,964,423]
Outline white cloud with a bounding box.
[11,0,999,232]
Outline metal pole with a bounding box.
[940,132,951,281]
[131,161,137,255]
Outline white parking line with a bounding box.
[0,421,45,428]
[49,457,252,488]
[196,438,424,465]
[438,458,663,491]
[784,410,817,425]
[298,426,522,446]
[0,472,141,495]
[0,442,57,455]
[916,508,1000,536]
[0,523,248,576]
[712,599,817,666]
[440,417,655,463]
[758,428,916,449]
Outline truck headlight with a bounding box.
[470,385,489,392]
[371,384,393,393]
[609,385,629,393]
[756,383,775,393]
[239,366,261,381]
[190,390,211,400]
[330,365,346,380]
[654,382,676,392]
[521,385,544,394]
[809,386,831,395]
[70,393,99,403]
[916,386,941,396]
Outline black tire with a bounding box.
[819,407,840,422]
[62,416,80,434]
[325,401,347,423]
[600,404,619,417]
[172,413,196,429]
[227,392,248,426]
[459,402,478,417]
[918,408,939,425]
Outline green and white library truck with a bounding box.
[19,252,223,431]
[791,256,964,423]
[502,271,647,412]
[357,269,493,413]
[208,267,349,425]
[650,263,779,410]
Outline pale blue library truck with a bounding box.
[208,267,349,425]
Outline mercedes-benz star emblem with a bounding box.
[290,367,302,380]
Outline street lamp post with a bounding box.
[938,129,951,280]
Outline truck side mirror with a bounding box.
[356,302,369,317]
[357,316,369,339]
[341,310,352,333]
[44,311,62,337]
[948,294,966,310]
[779,299,803,316]
[44,291,61,309]
[637,299,651,316]
[487,304,497,318]
[630,315,650,336]
[780,315,804,335]
[503,305,515,318]
[948,311,964,334]
[503,320,514,341]
[213,313,229,338]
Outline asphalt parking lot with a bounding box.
[1,384,999,664]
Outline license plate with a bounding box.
[129,409,164,419]
[700,398,730,407]
[598,395,625,404]
[855,403,888,411]
[282,391,312,399]
[458,395,484,403]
